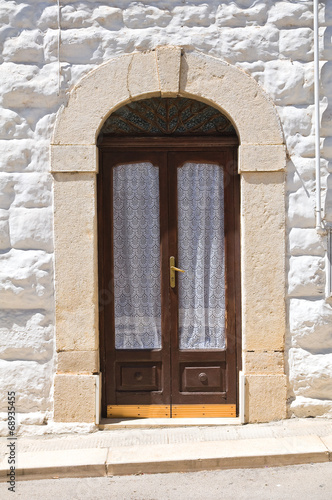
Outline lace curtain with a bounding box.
[113,161,225,351]
[113,163,161,349]
[178,163,226,350]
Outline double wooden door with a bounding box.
[98,140,240,418]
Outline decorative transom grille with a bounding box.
[100,97,236,136]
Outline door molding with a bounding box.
[50,46,287,424]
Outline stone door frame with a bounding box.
[51,47,286,423]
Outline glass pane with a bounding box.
[101,97,236,136]
[178,163,225,350]
[113,163,161,349]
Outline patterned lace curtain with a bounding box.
[178,163,226,350]
[112,161,225,351]
[113,163,161,349]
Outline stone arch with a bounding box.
[52,48,283,147]
[51,47,286,424]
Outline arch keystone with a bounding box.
[156,46,182,97]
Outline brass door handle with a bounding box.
[170,256,185,288]
[170,266,185,273]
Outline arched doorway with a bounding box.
[97,97,240,418]
[51,48,286,424]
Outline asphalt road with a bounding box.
[1,462,332,499]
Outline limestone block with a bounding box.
[244,351,285,374]
[245,375,287,423]
[172,5,214,28]
[268,2,313,28]
[321,105,332,138]
[324,2,332,27]
[286,157,316,192]
[128,51,160,99]
[248,60,313,106]
[322,136,332,160]
[325,177,332,221]
[0,360,53,412]
[241,172,285,351]
[68,64,96,89]
[35,112,58,141]
[2,30,44,64]
[37,6,58,30]
[320,25,332,59]
[325,206,332,225]
[0,174,14,209]
[92,6,123,30]
[60,29,102,65]
[51,145,98,173]
[0,311,53,362]
[289,299,332,350]
[0,249,53,310]
[289,228,326,256]
[321,61,332,100]
[43,30,58,64]
[9,207,53,252]
[290,396,332,418]
[286,134,315,158]
[12,173,52,208]
[17,412,47,426]
[25,141,52,173]
[60,5,93,29]
[180,52,283,145]
[53,173,98,351]
[0,140,31,173]
[279,29,313,61]
[123,5,171,28]
[220,26,279,63]
[289,348,332,400]
[288,256,325,297]
[0,3,16,25]
[216,3,268,27]
[12,4,38,29]
[54,374,96,422]
[239,145,285,172]
[277,106,313,137]
[0,210,10,250]
[287,187,316,228]
[2,63,60,109]
[156,46,181,97]
[57,351,99,373]
[0,109,31,140]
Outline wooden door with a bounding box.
[98,139,241,419]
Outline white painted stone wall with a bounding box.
[0,0,332,431]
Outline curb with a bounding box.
[0,449,108,482]
[107,435,331,476]
[0,434,331,481]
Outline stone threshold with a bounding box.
[98,417,242,429]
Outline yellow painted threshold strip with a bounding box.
[172,404,236,418]
[107,404,236,418]
[107,405,170,418]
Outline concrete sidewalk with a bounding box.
[0,418,331,481]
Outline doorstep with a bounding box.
[98,417,242,429]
